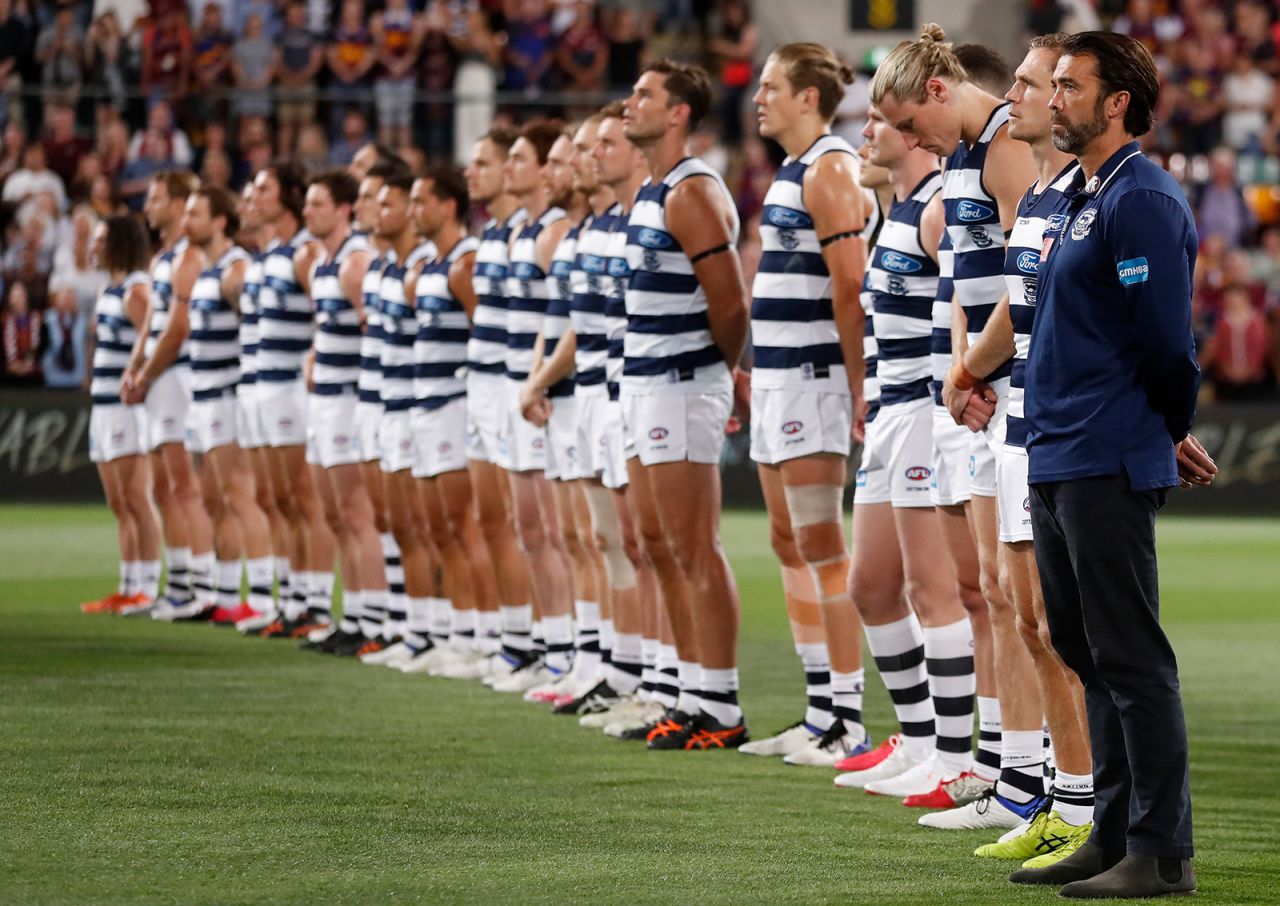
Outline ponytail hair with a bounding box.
[870,23,969,105]
[769,42,855,122]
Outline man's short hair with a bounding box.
[422,165,470,222]
[953,44,1012,97]
[267,159,309,220]
[198,184,241,236]
[483,124,520,156]
[309,169,359,207]
[152,169,200,202]
[642,60,713,130]
[1059,31,1161,137]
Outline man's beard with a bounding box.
[1051,96,1109,154]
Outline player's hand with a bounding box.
[958,382,996,433]
[851,391,868,444]
[520,382,550,427]
[1176,434,1217,489]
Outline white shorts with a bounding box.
[412,398,469,479]
[186,394,239,454]
[749,386,852,466]
[576,392,609,482]
[623,389,731,468]
[355,400,383,463]
[996,445,1034,543]
[466,371,509,468]
[968,380,1009,498]
[143,366,190,451]
[308,392,362,469]
[546,394,584,481]
[931,408,972,507]
[854,400,933,509]
[89,404,147,463]
[600,399,631,490]
[256,379,309,448]
[506,380,548,474]
[236,384,267,450]
[379,409,415,474]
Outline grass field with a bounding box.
[1,505,1277,905]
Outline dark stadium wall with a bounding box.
[3,389,1279,515]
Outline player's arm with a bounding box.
[943,292,1012,423]
[221,259,248,314]
[137,246,201,389]
[448,251,479,319]
[535,219,571,273]
[665,177,749,368]
[124,282,151,333]
[806,151,868,433]
[295,243,321,295]
[522,326,577,424]
[121,297,154,403]
[340,249,373,318]
[985,130,1038,232]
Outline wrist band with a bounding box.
[950,361,978,392]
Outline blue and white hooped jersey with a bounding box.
[603,213,632,402]
[570,206,621,397]
[751,134,863,393]
[378,243,436,413]
[860,273,879,424]
[91,271,150,406]
[1004,163,1078,448]
[544,222,580,399]
[257,229,315,383]
[311,232,372,397]
[867,171,942,411]
[189,245,250,401]
[930,232,955,408]
[466,208,527,375]
[358,252,388,405]
[238,249,267,388]
[146,238,189,365]
[414,236,479,411]
[505,206,567,383]
[943,102,1013,385]
[624,157,740,395]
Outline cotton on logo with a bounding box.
[648,427,669,441]
[905,466,931,482]
[781,421,803,435]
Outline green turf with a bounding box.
[1,505,1277,904]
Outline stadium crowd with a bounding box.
[2,0,1280,398]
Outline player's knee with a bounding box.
[768,519,800,565]
[956,579,987,620]
[979,564,1009,613]
[1015,608,1044,654]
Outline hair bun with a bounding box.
[920,23,947,44]
[838,62,856,85]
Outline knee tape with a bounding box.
[810,555,851,605]
[784,484,843,529]
[781,564,822,629]
[586,490,637,591]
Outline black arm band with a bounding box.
[819,230,860,247]
[690,243,731,264]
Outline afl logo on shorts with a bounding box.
[781,420,803,436]
[533,437,545,450]
[334,435,348,447]
[905,466,931,482]
[648,427,669,441]
[439,441,452,453]
[1023,496,1031,513]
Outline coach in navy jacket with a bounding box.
[1019,32,1216,899]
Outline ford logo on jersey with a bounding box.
[480,263,506,279]
[512,262,539,279]
[1016,251,1040,274]
[905,466,932,481]
[880,251,922,274]
[637,228,673,249]
[607,258,630,277]
[767,207,812,229]
[956,200,994,222]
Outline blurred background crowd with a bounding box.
[2,0,1278,402]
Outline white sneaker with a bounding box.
[738,720,821,757]
[481,653,526,686]
[523,670,573,704]
[398,646,438,674]
[784,727,871,767]
[491,662,551,693]
[602,699,666,737]
[361,640,413,667]
[117,598,155,617]
[548,673,598,708]
[151,598,211,621]
[436,649,490,680]
[236,610,278,633]
[834,741,926,789]
[578,695,637,728]
[864,755,957,797]
[306,626,336,644]
[916,790,1026,830]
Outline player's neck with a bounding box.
[432,221,464,258]
[367,232,390,255]
[487,193,520,222]
[958,83,1005,148]
[1032,141,1075,192]
[777,120,828,161]
[109,268,127,285]
[613,171,646,212]
[323,221,351,258]
[642,132,687,185]
[276,213,301,241]
[565,192,589,224]
[390,231,416,261]
[202,234,231,263]
[519,187,549,221]
[589,187,616,215]
[1076,128,1135,182]
[890,154,939,202]
[873,183,894,216]
[159,223,182,251]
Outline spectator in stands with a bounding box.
[1112,0,1184,59]
[451,3,502,165]
[326,0,377,134]
[1236,0,1279,77]
[1204,285,1273,400]
[1222,53,1275,155]
[372,0,421,149]
[42,104,90,188]
[35,1,84,107]
[1193,147,1257,249]
[1195,4,1237,72]
[2,143,67,211]
[0,0,27,130]
[52,206,105,319]
[503,0,555,95]
[84,9,129,114]
[231,12,274,124]
[2,279,40,384]
[601,4,653,91]
[140,2,193,101]
[832,64,871,148]
[95,114,130,181]
[87,172,125,219]
[42,273,88,388]
[327,108,370,168]
[707,0,758,148]
[556,1,608,95]
[191,2,234,120]
[1169,37,1223,155]
[296,123,329,173]
[733,135,773,224]
[418,0,462,159]
[200,147,233,188]
[118,128,176,210]
[275,0,323,155]
[0,119,24,186]
[1249,226,1280,307]
[233,0,280,41]
[70,152,104,204]
[127,101,193,169]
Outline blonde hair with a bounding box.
[770,43,855,122]
[870,23,969,105]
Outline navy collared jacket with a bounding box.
[1025,141,1200,491]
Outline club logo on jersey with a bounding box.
[648,427,669,441]
[1117,257,1150,285]
[905,466,931,482]
[781,420,803,436]
[880,251,923,274]
[1023,276,1038,306]
[1016,251,1040,274]
[636,228,673,250]
[767,207,812,229]
[956,200,994,222]
[887,276,908,296]
[778,230,801,251]
[966,226,995,249]
[1046,214,1068,234]
[643,250,660,271]
[1070,209,1097,241]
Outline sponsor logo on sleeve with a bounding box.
[1116,257,1150,286]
